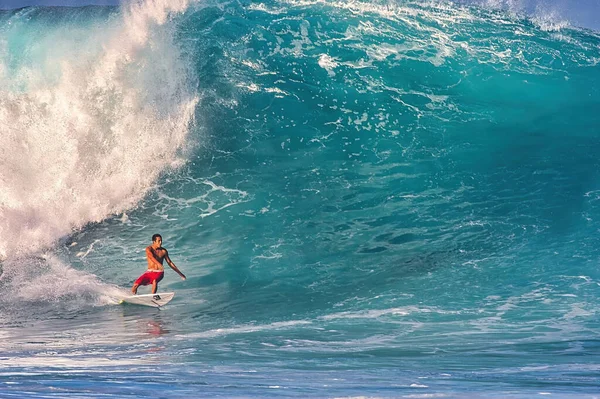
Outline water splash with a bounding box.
[0,0,198,259]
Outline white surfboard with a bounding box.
[119,292,175,308]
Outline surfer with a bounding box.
[131,234,186,295]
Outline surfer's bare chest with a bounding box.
[147,247,167,264]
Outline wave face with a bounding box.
[1,0,600,397]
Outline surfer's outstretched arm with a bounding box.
[165,251,186,280]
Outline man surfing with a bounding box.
[131,234,186,296]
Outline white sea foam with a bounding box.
[155,177,250,218]
[319,306,461,321]
[318,54,339,76]
[0,253,126,304]
[180,320,313,339]
[0,0,198,259]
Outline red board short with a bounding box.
[134,270,164,286]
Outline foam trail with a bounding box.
[0,254,127,305]
[0,0,198,260]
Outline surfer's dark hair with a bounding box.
[152,234,162,242]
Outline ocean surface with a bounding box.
[1,0,600,397]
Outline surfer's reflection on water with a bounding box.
[118,307,172,340]
[144,319,170,337]
[138,318,170,355]
[124,316,170,354]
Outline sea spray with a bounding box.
[0,0,197,259]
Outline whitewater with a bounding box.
[1,0,599,397]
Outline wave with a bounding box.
[1,0,600,315]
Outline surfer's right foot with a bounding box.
[153,295,161,300]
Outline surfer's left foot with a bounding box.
[153,295,161,300]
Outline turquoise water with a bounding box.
[1,0,600,397]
